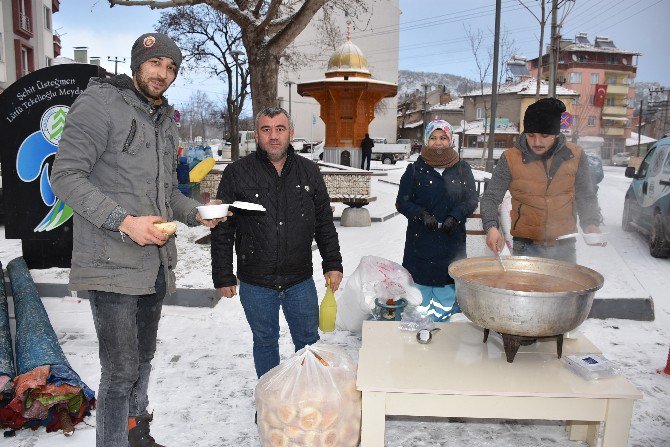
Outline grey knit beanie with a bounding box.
[130,33,182,74]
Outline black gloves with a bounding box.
[419,210,439,231]
[441,216,459,234]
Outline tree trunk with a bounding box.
[229,122,240,161]
[246,45,281,120]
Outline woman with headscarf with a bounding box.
[396,120,479,318]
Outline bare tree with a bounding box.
[183,90,218,143]
[498,27,519,87]
[109,0,368,118]
[157,6,249,159]
[518,0,548,100]
[568,101,594,144]
[465,25,492,162]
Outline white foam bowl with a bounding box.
[197,203,229,219]
[582,232,607,246]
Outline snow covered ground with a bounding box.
[1,163,669,446]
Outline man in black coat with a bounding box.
[211,107,343,380]
[360,133,374,170]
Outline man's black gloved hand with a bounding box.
[420,210,439,231]
[441,216,459,234]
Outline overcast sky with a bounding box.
[53,0,669,109]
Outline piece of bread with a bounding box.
[153,221,177,235]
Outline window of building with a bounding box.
[590,73,599,84]
[44,6,52,31]
[622,77,632,85]
[607,76,618,85]
[588,95,595,105]
[606,97,616,106]
[587,116,596,126]
[572,97,580,105]
[15,40,34,78]
[476,107,484,119]
[494,139,507,148]
[569,72,582,84]
[21,47,30,76]
[45,56,52,67]
[17,0,32,34]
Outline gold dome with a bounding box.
[326,40,370,76]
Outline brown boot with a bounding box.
[128,414,165,447]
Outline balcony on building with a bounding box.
[602,127,625,136]
[53,34,61,57]
[601,116,628,136]
[19,14,31,33]
[602,105,628,116]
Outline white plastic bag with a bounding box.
[336,255,422,333]
[255,343,361,447]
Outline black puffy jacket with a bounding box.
[211,147,343,290]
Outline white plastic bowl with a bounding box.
[582,232,608,246]
[196,203,229,219]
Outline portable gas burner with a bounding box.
[483,328,564,363]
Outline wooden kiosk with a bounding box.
[297,33,397,169]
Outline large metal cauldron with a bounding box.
[448,256,604,337]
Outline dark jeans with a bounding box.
[512,237,577,264]
[239,278,319,378]
[88,267,166,447]
[361,151,372,170]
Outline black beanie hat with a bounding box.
[523,97,566,135]
[130,33,182,75]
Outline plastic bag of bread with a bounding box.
[255,343,361,447]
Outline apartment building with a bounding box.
[0,0,59,94]
[459,78,579,149]
[528,33,640,160]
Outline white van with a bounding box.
[219,131,256,157]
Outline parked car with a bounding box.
[218,131,256,156]
[291,138,315,153]
[370,137,411,164]
[622,136,670,257]
[311,142,324,161]
[611,151,631,166]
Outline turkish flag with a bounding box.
[594,84,608,108]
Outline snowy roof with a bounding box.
[464,119,519,135]
[462,78,579,98]
[561,42,640,56]
[401,120,423,129]
[431,97,463,111]
[626,132,657,147]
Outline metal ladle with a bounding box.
[496,250,507,272]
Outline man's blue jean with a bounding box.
[513,237,577,264]
[88,267,166,447]
[239,278,320,378]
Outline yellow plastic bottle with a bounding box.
[319,278,337,332]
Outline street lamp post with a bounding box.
[107,56,126,75]
[230,49,244,160]
[285,81,295,117]
[231,50,244,106]
[421,83,429,139]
